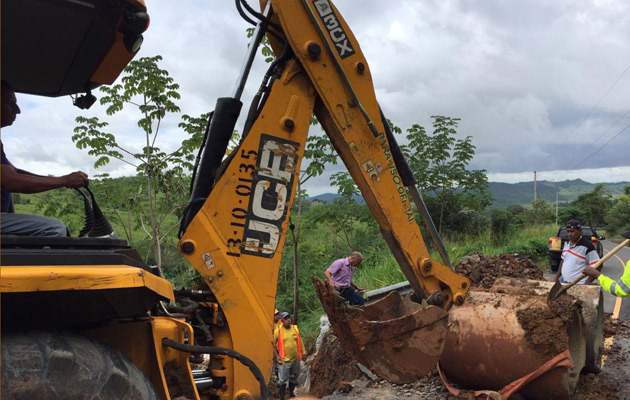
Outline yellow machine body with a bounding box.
[2,1,470,399]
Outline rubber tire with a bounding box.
[1,331,160,400]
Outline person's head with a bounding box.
[1,80,20,128]
[279,312,291,328]
[566,219,582,242]
[348,251,364,267]
[622,228,630,243]
[274,308,280,323]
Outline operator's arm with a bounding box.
[1,164,88,193]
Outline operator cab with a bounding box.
[2,0,148,106]
[1,0,149,246]
[1,0,166,331]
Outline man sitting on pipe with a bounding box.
[583,228,630,298]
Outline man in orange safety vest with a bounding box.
[273,312,306,399]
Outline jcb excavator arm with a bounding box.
[178,1,469,398]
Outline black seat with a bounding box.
[0,235,154,272]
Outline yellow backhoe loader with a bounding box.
[1,1,470,399]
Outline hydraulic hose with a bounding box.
[161,339,269,400]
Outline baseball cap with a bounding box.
[566,219,581,229]
[622,229,630,240]
[279,312,290,319]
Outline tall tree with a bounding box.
[571,184,612,227]
[72,55,210,269]
[606,195,630,235]
[527,199,555,225]
[401,116,491,233]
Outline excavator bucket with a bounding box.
[312,277,448,383]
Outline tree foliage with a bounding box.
[571,184,612,227]
[72,55,209,268]
[401,116,492,233]
[526,199,555,225]
[557,205,588,227]
[606,195,630,235]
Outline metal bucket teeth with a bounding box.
[312,277,448,383]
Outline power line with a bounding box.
[555,120,630,181]
[546,62,630,159]
[556,107,630,174]
[570,121,630,170]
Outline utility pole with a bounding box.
[555,191,559,225]
[534,171,537,201]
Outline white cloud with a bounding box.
[3,0,629,197]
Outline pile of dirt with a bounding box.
[308,330,363,398]
[455,252,544,289]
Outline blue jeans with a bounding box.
[339,286,365,306]
[1,212,68,237]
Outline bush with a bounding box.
[507,238,548,263]
[490,208,512,243]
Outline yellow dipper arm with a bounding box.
[178,1,469,398]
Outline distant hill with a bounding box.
[308,179,630,208]
[488,179,630,208]
[309,193,364,203]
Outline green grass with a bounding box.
[13,187,560,348]
[352,224,557,293]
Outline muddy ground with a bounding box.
[302,253,630,399]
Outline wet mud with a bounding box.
[575,313,630,400]
[515,294,577,358]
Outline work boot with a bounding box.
[279,384,286,400]
[288,382,296,398]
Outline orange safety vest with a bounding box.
[276,325,303,361]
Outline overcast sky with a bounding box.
[3,0,629,196]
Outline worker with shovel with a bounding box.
[583,229,630,297]
[553,219,600,285]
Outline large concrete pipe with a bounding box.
[492,277,604,373]
[441,291,586,400]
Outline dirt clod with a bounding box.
[455,252,543,289]
[336,381,353,393]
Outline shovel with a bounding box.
[548,238,630,300]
